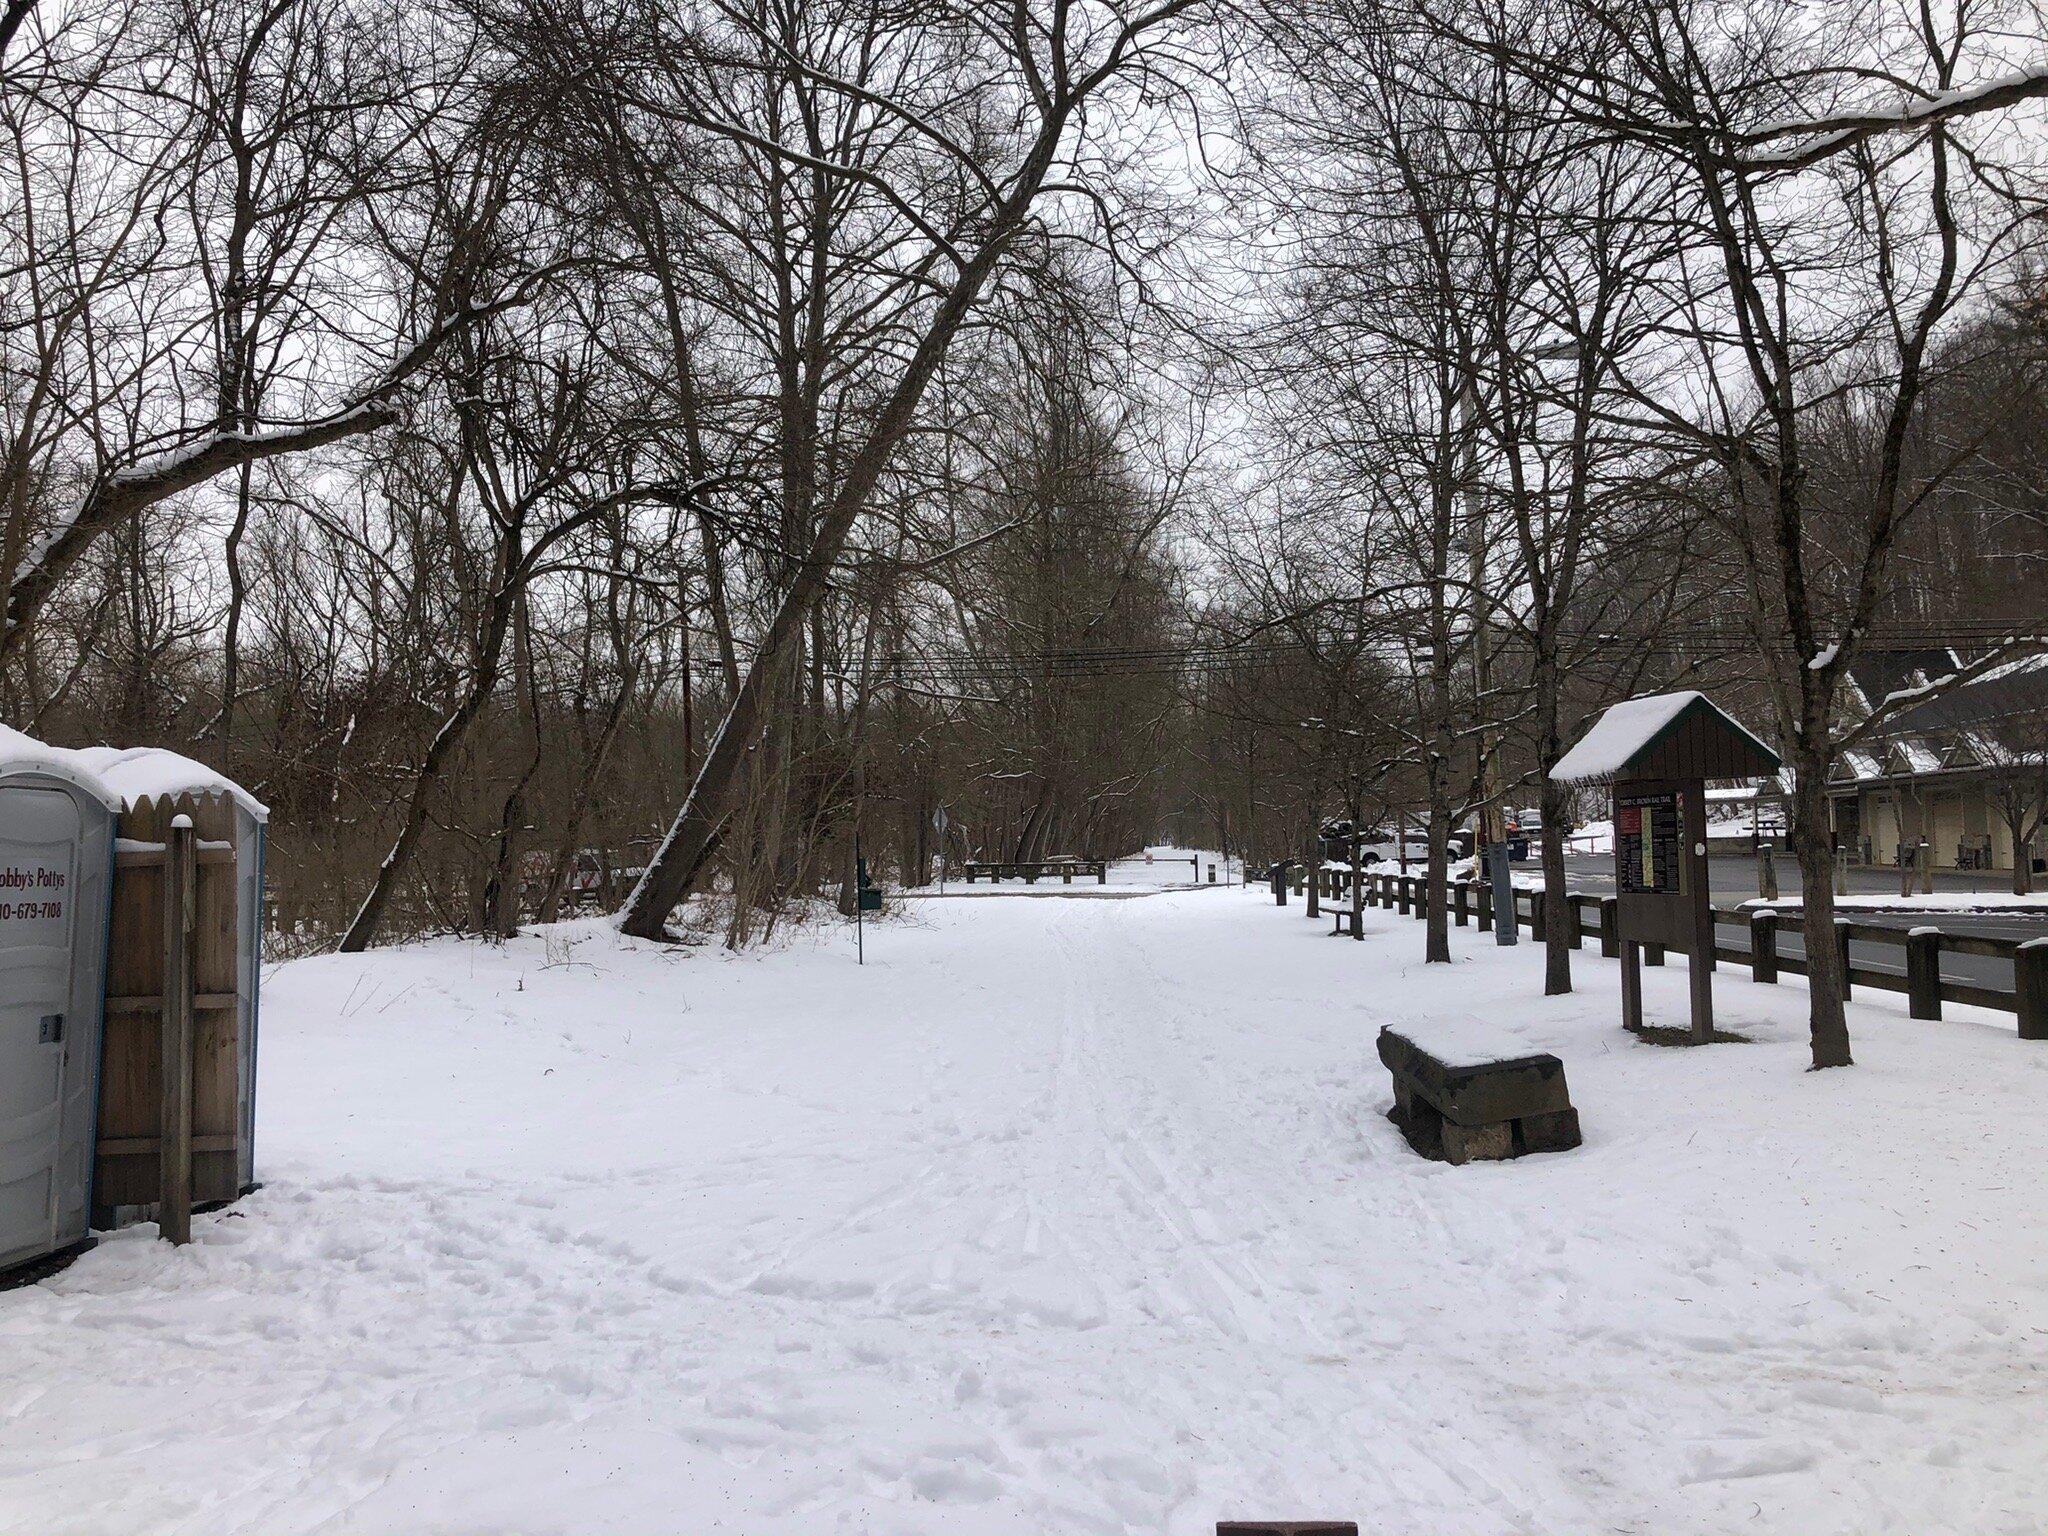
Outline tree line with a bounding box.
[4,0,2047,1067]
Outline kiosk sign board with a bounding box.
[1615,791,1678,897]
[1551,693,1780,1042]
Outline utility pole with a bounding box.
[1460,379,1515,946]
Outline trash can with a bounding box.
[0,750,117,1278]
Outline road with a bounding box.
[1552,853,2043,995]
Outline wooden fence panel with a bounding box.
[94,791,244,1217]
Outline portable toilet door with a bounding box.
[0,766,114,1274]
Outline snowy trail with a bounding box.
[3,887,2047,1533]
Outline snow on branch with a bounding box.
[1736,63,2048,172]
[1833,637,2035,753]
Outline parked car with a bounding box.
[1320,820,1430,866]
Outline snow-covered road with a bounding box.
[5,885,2046,1533]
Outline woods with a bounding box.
[5,0,2048,1067]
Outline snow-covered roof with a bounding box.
[1553,692,1699,782]
[1551,691,1778,785]
[0,725,267,819]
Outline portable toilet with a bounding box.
[0,728,266,1262]
[0,736,118,1276]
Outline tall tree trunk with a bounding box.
[1790,761,1853,1068]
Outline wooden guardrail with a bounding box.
[1291,865,2048,1040]
[960,859,1109,885]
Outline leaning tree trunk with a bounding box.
[617,117,1081,940]
[340,568,520,953]
[1790,762,1853,1068]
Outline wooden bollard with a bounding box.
[1565,893,1583,949]
[1530,890,1548,942]
[1396,877,1410,916]
[1905,927,1941,1021]
[1476,877,1492,931]
[1836,918,1854,1000]
[1750,909,1778,983]
[2017,938,2048,1040]
[1598,896,1619,958]
[1453,881,1469,927]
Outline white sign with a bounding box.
[0,852,70,946]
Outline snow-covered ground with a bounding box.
[6,881,2047,1533]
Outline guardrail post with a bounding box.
[1836,918,1854,1001]
[1644,941,1664,967]
[1529,889,1547,941]
[1381,873,1395,910]
[1598,897,1619,958]
[1413,876,1426,921]
[2017,938,2048,1041]
[1397,877,1410,916]
[1750,910,1778,983]
[1476,877,1492,931]
[1453,881,1469,927]
[1566,894,1584,950]
[1905,927,1942,1020]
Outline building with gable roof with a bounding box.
[1828,649,2048,878]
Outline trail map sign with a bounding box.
[1615,792,1679,897]
[1552,693,1781,1042]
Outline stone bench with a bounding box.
[1376,1023,1581,1165]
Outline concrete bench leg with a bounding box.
[1441,1121,1513,1165]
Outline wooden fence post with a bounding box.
[1530,890,1548,942]
[1836,918,1854,1001]
[2016,938,2048,1041]
[1453,881,1469,928]
[1396,877,1410,916]
[1476,877,1492,931]
[1350,843,1363,941]
[1750,910,1778,984]
[1565,894,1583,950]
[1598,896,1619,958]
[1906,927,1942,1021]
[159,814,195,1245]
[1305,838,1320,919]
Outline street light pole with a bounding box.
[1460,378,1515,946]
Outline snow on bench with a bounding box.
[1377,1020,1581,1165]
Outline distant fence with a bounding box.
[1287,864,2048,1040]
[961,859,1109,885]
[1108,852,1203,881]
